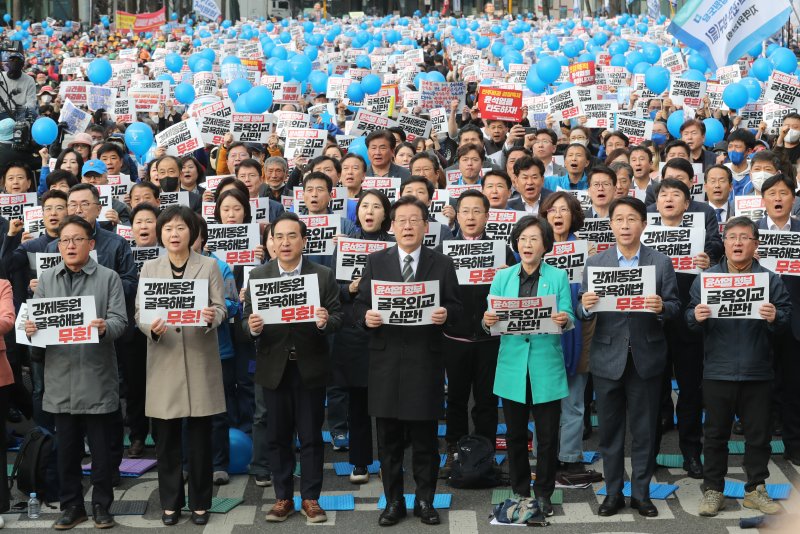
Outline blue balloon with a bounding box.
[221,55,241,66]
[740,77,762,102]
[491,41,505,57]
[165,53,183,73]
[644,66,670,94]
[124,122,154,157]
[347,82,365,103]
[187,53,203,72]
[174,83,195,105]
[703,118,725,146]
[683,69,707,82]
[279,31,291,43]
[593,33,608,46]
[227,78,252,101]
[547,37,560,51]
[361,73,382,94]
[347,136,370,166]
[289,54,312,82]
[642,43,661,64]
[633,62,650,75]
[748,43,763,58]
[234,91,251,112]
[305,47,319,61]
[274,60,292,79]
[271,46,287,60]
[750,57,773,82]
[687,54,707,72]
[247,86,273,114]
[722,83,749,110]
[31,117,58,146]
[537,55,561,84]
[228,429,252,475]
[427,70,446,83]
[87,58,112,85]
[193,58,212,73]
[526,66,547,94]
[2,14,10,23]
[157,73,175,85]
[625,51,646,73]
[667,110,684,139]
[356,55,371,69]
[305,71,326,94]
[610,54,626,67]
[200,48,215,63]
[772,47,798,73]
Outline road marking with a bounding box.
[449,510,478,534]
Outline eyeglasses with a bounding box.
[393,217,424,227]
[724,235,757,243]
[43,205,67,213]
[517,236,541,245]
[67,201,99,211]
[458,208,486,216]
[591,182,614,189]
[546,207,570,215]
[534,139,553,145]
[412,167,434,173]
[58,237,89,246]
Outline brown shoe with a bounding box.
[301,499,327,523]
[128,439,145,459]
[265,499,295,522]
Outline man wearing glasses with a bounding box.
[585,166,617,218]
[686,216,791,517]
[532,129,567,177]
[354,196,461,527]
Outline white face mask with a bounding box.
[40,95,52,103]
[786,129,800,144]
[751,171,773,190]
[571,139,588,147]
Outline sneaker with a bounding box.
[265,499,295,522]
[743,484,782,514]
[301,499,327,523]
[698,489,726,517]
[255,473,273,487]
[439,444,458,479]
[128,439,145,459]
[331,433,349,451]
[350,466,369,484]
[213,470,230,485]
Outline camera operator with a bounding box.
[0,48,37,121]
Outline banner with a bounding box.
[28,296,98,346]
[335,239,393,281]
[756,230,800,276]
[372,280,440,325]
[667,0,791,71]
[701,272,768,318]
[116,7,166,34]
[249,274,321,324]
[442,240,505,285]
[488,294,562,335]
[138,279,209,326]
[544,240,588,283]
[477,87,523,122]
[193,0,221,21]
[587,266,656,312]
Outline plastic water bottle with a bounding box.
[27,492,40,519]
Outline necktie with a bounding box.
[402,255,414,282]
[714,208,724,223]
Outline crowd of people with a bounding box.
[0,4,799,530]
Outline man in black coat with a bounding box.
[244,213,343,524]
[354,196,462,527]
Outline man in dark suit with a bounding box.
[506,156,552,214]
[704,165,735,225]
[578,197,680,518]
[354,196,462,527]
[584,166,616,219]
[244,212,343,524]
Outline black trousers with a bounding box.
[153,416,212,512]
[54,412,116,511]
[119,331,149,442]
[593,355,661,500]
[0,385,8,512]
[702,379,772,493]
[264,361,326,500]
[347,386,373,467]
[502,382,561,499]
[376,417,438,503]
[443,337,499,446]
[776,333,800,456]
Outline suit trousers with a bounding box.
[503,382,561,499]
[153,416,213,512]
[376,417,439,503]
[776,332,800,456]
[54,412,116,511]
[347,386,373,467]
[593,355,661,500]
[119,330,149,442]
[264,361,326,500]
[248,384,270,476]
[443,337,499,446]
[702,379,772,493]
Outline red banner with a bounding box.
[116,7,166,34]
[569,61,596,86]
[477,87,523,122]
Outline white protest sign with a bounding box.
[544,240,588,283]
[138,279,209,326]
[362,177,400,203]
[155,118,204,157]
[575,217,616,252]
[641,225,705,274]
[669,78,706,107]
[734,195,766,222]
[23,205,44,238]
[28,296,98,346]
[349,109,399,137]
[429,107,448,135]
[419,80,466,110]
[0,193,37,221]
[396,113,432,142]
[442,240,505,285]
[587,265,657,312]
[580,100,617,128]
[131,246,164,274]
[59,99,91,135]
[430,189,450,225]
[701,272,769,319]
[335,238,393,281]
[249,274,321,324]
[192,101,232,146]
[485,209,522,243]
[612,114,653,145]
[549,86,581,122]
[231,113,275,143]
[372,280,440,325]
[300,214,340,256]
[15,303,44,347]
[764,72,800,110]
[285,128,327,161]
[488,294,562,335]
[87,85,116,112]
[206,223,262,265]
[757,230,800,276]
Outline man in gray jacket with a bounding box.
[686,216,792,518]
[27,215,127,530]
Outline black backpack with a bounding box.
[9,427,55,497]
[448,434,502,489]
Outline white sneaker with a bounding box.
[0,514,5,528]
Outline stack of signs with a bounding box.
[155,118,204,157]
[700,273,768,319]
[485,209,522,242]
[641,225,705,274]
[249,274,321,324]
[543,240,588,283]
[487,294,561,335]
[442,240,505,285]
[576,218,615,252]
[371,280,440,325]
[335,239,393,281]
[757,231,800,275]
[138,279,209,326]
[28,296,98,346]
[206,223,261,265]
[300,214,340,256]
[587,266,656,312]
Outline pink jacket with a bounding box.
[0,280,16,387]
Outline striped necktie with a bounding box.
[402,255,414,282]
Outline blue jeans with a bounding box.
[558,373,588,463]
[326,385,349,436]
[248,385,270,476]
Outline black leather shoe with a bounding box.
[413,499,440,525]
[598,494,625,517]
[161,511,181,526]
[191,511,209,525]
[537,496,554,517]
[379,500,407,526]
[684,456,704,479]
[92,503,115,529]
[630,498,658,517]
[53,505,88,530]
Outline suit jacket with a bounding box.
[243,258,342,390]
[507,189,553,213]
[577,245,680,381]
[549,162,567,177]
[353,245,462,420]
[758,216,800,339]
[135,251,227,419]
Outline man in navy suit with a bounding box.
[507,156,552,214]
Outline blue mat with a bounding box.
[332,461,381,476]
[583,451,600,464]
[322,431,332,442]
[496,423,507,435]
[495,454,506,465]
[293,495,354,511]
[377,494,452,510]
[723,481,791,500]
[671,379,679,390]
[597,482,678,500]
[528,422,535,432]
[437,424,447,437]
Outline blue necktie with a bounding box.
[714,208,724,223]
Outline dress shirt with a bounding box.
[398,247,422,279]
[767,216,791,231]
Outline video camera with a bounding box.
[0,39,37,152]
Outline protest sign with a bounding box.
[349,109,400,137]
[23,205,44,238]
[15,303,42,347]
[58,82,88,106]
[249,274,321,324]
[598,66,628,87]
[763,103,798,135]
[701,272,769,319]
[206,223,261,265]
[284,128,327,161]
[364,85,397,116]
[446,183,483,200]
[335,238,393,281]
[576,218,615,252]
[612,114,654,145]
[362,178,400,203]
[442,240,505,285]
[193,0,221,20]
[87,85,116,112]
[587,265,656,312]
[430,189,450,225]
[116,224,133,246]
[299,214,340,256]
[231,113,275,143]
[193,101,232,146]
[715,65,743,85]
[396,113,432,142]
[131,246,164,274]
[641,225,705,273]
[192,71,217,97]
[733,195,765,222]
[660,48,685,74]
[543,240,588,283]
[158,191,190,211]
[669,78,706,107]
[580,100,617,128]
[764,72,800,110]
[155,118,203,157]
[549,86,581,122]
[756,230,800,276]
[59,99,91,135]
[422,221,443,248]
[372,280,440,325]
[111,97,134,123]
[429,107,448,135]
[129,80,169,112]
[487,294,562,335]
[138,279,209,326]
[647,211,704,228]
[477,87,523,122]
[419,80,466,110]
[485,209,522,243]
[739,103,764,129]
[0,193,37,221]
[568,61,596,86]
[28,296,98,346]
[248,197,271,223]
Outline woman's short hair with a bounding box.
[355,189,392,232]
[510,215,555,255]
[539,191,585,234]
[156,205,200,248]
[214,188,252,224]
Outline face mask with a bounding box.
[160,177,179,193]
[6,61,22,79]
[729,150,746,165]
[649,110,659,120]
[652,133,667,145]
[40,95,52,104]
[571,139,588,147]
[751,171,772,190]
[786,129,800,144]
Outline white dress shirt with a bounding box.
[767,216,791,231]
[398,247,422,279]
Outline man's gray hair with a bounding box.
[264,157,288,173]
